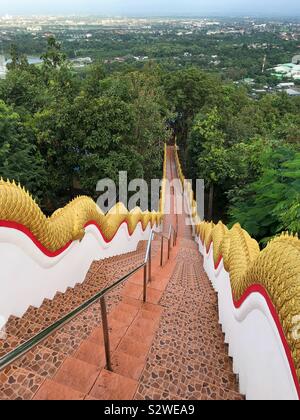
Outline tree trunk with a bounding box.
[208,183,214,221]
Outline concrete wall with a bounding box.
[0,221,158,320]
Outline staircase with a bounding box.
[0,147,244,400]
[134,226,243,400]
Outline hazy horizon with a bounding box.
[1,0,300,18]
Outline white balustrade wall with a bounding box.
[0,221,160,320]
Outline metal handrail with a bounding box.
[0,149,180,374]
[156,223,177,266]
[0,228,156,373]
[155,231,169,240]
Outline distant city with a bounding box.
[0,15,300,95]
[1,15,300,35]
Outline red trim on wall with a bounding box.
[214,255,223,270]
[0,221,72,258]
[198,232,300,397]
[206,240,212,254]
[0,219,149,258]
[233,284,300,399]
[84,220,148,244]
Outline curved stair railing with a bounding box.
[0,143,168,321]
[0,143,181,381]
[0,222,178,374]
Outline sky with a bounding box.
[0,0,299,17]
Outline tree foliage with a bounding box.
[0,100,46,198]
[0,38,169,212]
[0,37,299,237]
[229,147,300,240]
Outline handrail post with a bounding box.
[168,225,172,259]
[160,236,164,266]
[100,296,112,371]
[143,229,154,303]
[143,264,147,303]
[148,239,152,283]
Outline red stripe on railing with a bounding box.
[0,219,149,258]
[197,234,300,399]
[175,144,299,397]
[214,254,223,270]
[232,284,300,399]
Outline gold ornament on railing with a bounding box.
[0,179,163,251]
[0,144,167,252]
[212,221,229,265]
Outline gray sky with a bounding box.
[1,0,299,17]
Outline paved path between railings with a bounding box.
[33,146,243,400]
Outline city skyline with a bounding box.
[1,0,300,17]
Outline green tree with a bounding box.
[83,62,106,97]
[229,146,300,241]
[189,108,231,220]
[6,44,29,71]
[0,64,46,116]
[163,67,219,150]
[0,100,46,198]
[40,36,66,69]
[99,69,170,182]
[33,94,136,208]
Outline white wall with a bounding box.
[0,221,158,320]
[178,156,299,400]
[198,239,299,400]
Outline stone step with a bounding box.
[0,365,44,400]
[4,316,44,341]
[89,369,138,400]
[0,243,160,400]
[0,148,244,401]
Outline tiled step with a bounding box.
[34,379,85,400]
[52,357,100,395]
[0,365,44,400]
[42,330,83,356]
[4,316,44,341]
[38,297,165,400]
[0,243,159,400]
[41,294,78,317]
[0,334,24,359]
[22,306,62,328]
[31,301,160,399]
[0,148,244,401]
[14,344,66,379]
[89,369,138,400]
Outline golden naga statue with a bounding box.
[0,143,167,253]
[174,146,300,384]
[0,179,163,252]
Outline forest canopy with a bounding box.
[0,38,299,242]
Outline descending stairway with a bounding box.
[0,242,161,399]
[134,225,243,400]
[0,147,244,400]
